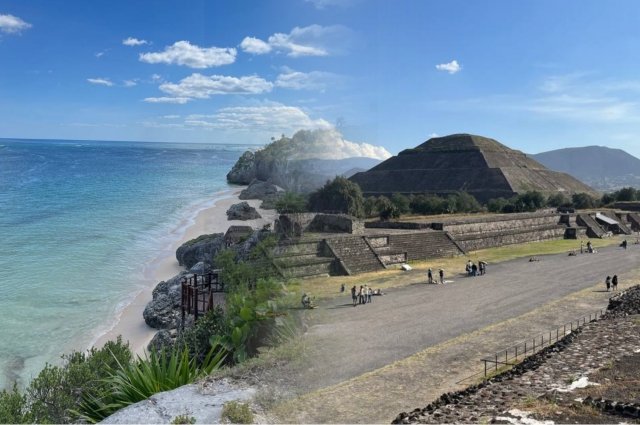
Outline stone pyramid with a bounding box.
[349,134,597,202]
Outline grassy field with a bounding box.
[289,236,624,300]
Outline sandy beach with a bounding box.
[94,187,279,355]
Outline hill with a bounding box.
[533,146,640,191]
[350,133,597,202]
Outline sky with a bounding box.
[2,0,640,158]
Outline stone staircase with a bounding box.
[326,236,385,275]
[382,231,464,261]
[576,214,608,238]
[628,213,640,232]
[272,240,335,278]
[601,211,633,235]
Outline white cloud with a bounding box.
[123,79,137,87]
[123,37,148,46]
[239,37,272,54]
[95,51,107,58]
[158,73,273,100]
[183,103,332,132]
[275,69,338,90]
[162,115,180,119]
[240,25,352,57]
[87,78,114,87]
[287,128,392,160]
[435,60,462,74]
[0,14,31,34]
[139,41,236,68]
[143,97,190,104]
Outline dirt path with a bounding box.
[266,243,640,423]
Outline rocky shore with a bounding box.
[393,285,640,424]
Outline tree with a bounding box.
[614,187,638,202]
[390,193,411,215]
[375,196,399,221]
[547,192,570,208]
[571,192,597,209]
[275,192,307,214]
[363,196,378,218]
[307,177,365,218]
[487,197,509,213]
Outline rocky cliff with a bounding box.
[227,132,381,193]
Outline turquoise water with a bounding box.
[0,139,246,388]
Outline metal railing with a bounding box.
[481,309,605,377]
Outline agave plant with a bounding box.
[76,343,226,423]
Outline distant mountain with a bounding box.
[532,146,640,192]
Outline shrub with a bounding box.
[363,196,378,218]
[375,196,399,220]
[547,192,570,208]
[221,401,254,424]
[487,197,509,213]
[390,193,411,215]
[571,192,598,209]
[307,177,365,218]
[275,192,307,214]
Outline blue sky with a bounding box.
[2,0,640,158]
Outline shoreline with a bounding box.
[93,186,278,355]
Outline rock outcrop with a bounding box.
[175,233,225,269]
[143,271,189,329]
[226,132,382,193]
[226,202,262,221]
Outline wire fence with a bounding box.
[480,309,605,377]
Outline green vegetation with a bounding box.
[601,186,640,205]
[221,401,254,424]
[275,192,308,214]
[79,344,226,423]
[308,176,365,217]
[171,414,197,424]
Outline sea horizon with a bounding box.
[0,138,245,389]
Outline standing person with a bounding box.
[359,285,365,304]
[466,260,472,276]
[479,261,486,275]
[612,275,618,291]
[622,239,628,250]
[351,285,357,307]
[471,263,478,277]
[427,268,433,284]
[587,240,593,253]
[340,283,345,293]
[580,241,584,254]
[439,269,444,284]
[367,286,372,303]
[605,276,611,292]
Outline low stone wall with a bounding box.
[442,213,559,236]
[614,201,640,212]
[275,213,364,236]
[453,226,566,252]
[365,221,430,230]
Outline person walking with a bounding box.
[427,268,433,284]
[351,285,357,306]
[612,275,618,291]
[439,269,444,284]
[605,276,611,292]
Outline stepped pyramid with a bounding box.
[350,134,597,202]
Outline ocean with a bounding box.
[0,138,247,389]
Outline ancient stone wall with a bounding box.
[275,213,364,236]
[441,213,559,235]
[454,226,566,252]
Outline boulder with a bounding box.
[226,202,261,221]
[175,233,225,269]
[239,179,283,200]
[144,272,188,329]
[226,151,256,184]
[147,329,175,353]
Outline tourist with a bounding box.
[367,286,372,303]
[479,261,486,275]
[471,263,478,276]
[340,283,345,293]
[580,241,584,254]
[587,241,593,253]
[351,285,357,307]
[427,268,433,284]
[439,269,444,284]
[466,260,472,276]
[621,239,628,250]
[612,275,618,291]
[605,276,611,292]
[359,285,365,304]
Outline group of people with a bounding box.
[605,275,619,292]
[426,268,445,284]
[351,284,373,306]
[580,240,596,254]
[465,260,486,276]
